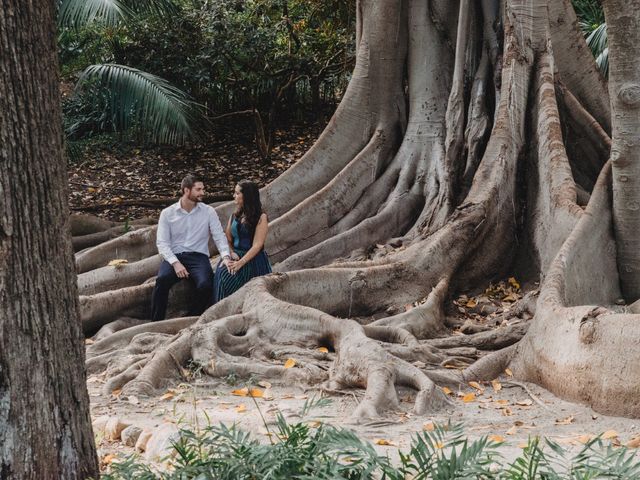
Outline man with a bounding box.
[151,174,232,321]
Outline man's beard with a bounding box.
[188,193,204,203]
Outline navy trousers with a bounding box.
[151,252,213,321]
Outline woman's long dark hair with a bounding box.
[234,180,263,231]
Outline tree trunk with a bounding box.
[602,0,640,301]
[0,1,99,478]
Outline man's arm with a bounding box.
[208,207,231,258]
[157,209,178,265]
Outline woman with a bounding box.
[214,180,272,302]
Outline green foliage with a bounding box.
[572,0,608,76]
[57,0,178,29]
[73,64,202,144]
[100,418,640,480]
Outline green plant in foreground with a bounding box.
[101,419,640,480]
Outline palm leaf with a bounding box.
[76,64,203,144]
[57,0,177,28]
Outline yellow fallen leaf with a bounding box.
[111,388,122,397]
[87,187,96,193]
[423,422,435,431]
[435,442,444,449]
[235,404,247,413]
[465,299,477,308]
[107,259,128,267]
[284,358,296,369]
[508,277,521,290]
[317,347,329,353]
[627,437,640,448]
[489,434,505,443]
[308,421,321,428]
[101,453,116,465]
[602,430,618,440]
[249,388,263,398]
[469,381,484,391]
[518,442,529,449]
[374,439,395,446]
[495,399,510,406]
[503,293,518,302]
[555,415,574,425]
[576,434,595,444]
[502,407,514,416]
[441,387,453,395]
[491,380,502,392]
[462,393,476,403]
[231,387,249,397]
[160,391,175,401]
[505,368,513,377]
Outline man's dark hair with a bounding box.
[181,174,203,194]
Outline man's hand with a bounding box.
[230,252,240,260]
[173,261,189,278]
[222,256,234,275]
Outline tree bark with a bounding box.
[0,1,99,478]
[602,0,640,301]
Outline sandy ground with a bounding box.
[90,369,640,470]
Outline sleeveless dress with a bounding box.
[214,215,272,302]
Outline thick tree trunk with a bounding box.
[0,1,99,478]
[602,0,640,301]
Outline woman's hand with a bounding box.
[228,259,245,274]
[230,252,240,260]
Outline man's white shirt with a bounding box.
[156,201,231,265]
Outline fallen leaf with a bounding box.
[465,299,478,308]
[423,422,435,431]
[107,259,128,267]
[284,358,296,369]
[495,399,510,406]
[489,434,505,443]
[249,388,264,398]
[441,387,453,395]
[516,399,533,406]
[374,439,395,446]
[469,381,484,391]
[317,347,329,353]
[602,430,618,440]
[434,442,444,449]
[257,380,272,389]
[518,442,529,449]
[627,437,640,448]
[491,380,502,392]
[501,407,514,416]
[506,425,518,435]
[85,338,95,345]
[505,368,513,377]
[231,387,249,397]
[308,421,321,428]
[235,404,247,413]
[101,453,116,465]
[111,389,122,398]
[87,187,96,193]
[508,277,521,290]
[576,434,595,444]
[503,293,518,302]
[462,393,476,403]
[160,391,175,401]
[555,415,574,425]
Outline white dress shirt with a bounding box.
[156,201,230,265]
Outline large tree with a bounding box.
[0,1,98,477]
[78,0,640,418]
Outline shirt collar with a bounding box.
[174,200,205,214]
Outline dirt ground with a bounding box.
[89,369,640,468]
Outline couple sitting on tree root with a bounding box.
[150,174,272,321]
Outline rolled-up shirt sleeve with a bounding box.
[157,209,178,265]
[208,207,231,258]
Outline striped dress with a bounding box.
[214,215,272,302]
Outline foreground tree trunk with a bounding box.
[0,1,99,478]
[77,0,640,420]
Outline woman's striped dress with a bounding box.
[214,216,272,302]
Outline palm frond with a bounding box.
[58,0,128,28]
[76,64,203,144]
[586,23,609,76]
[57,0,177,28]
